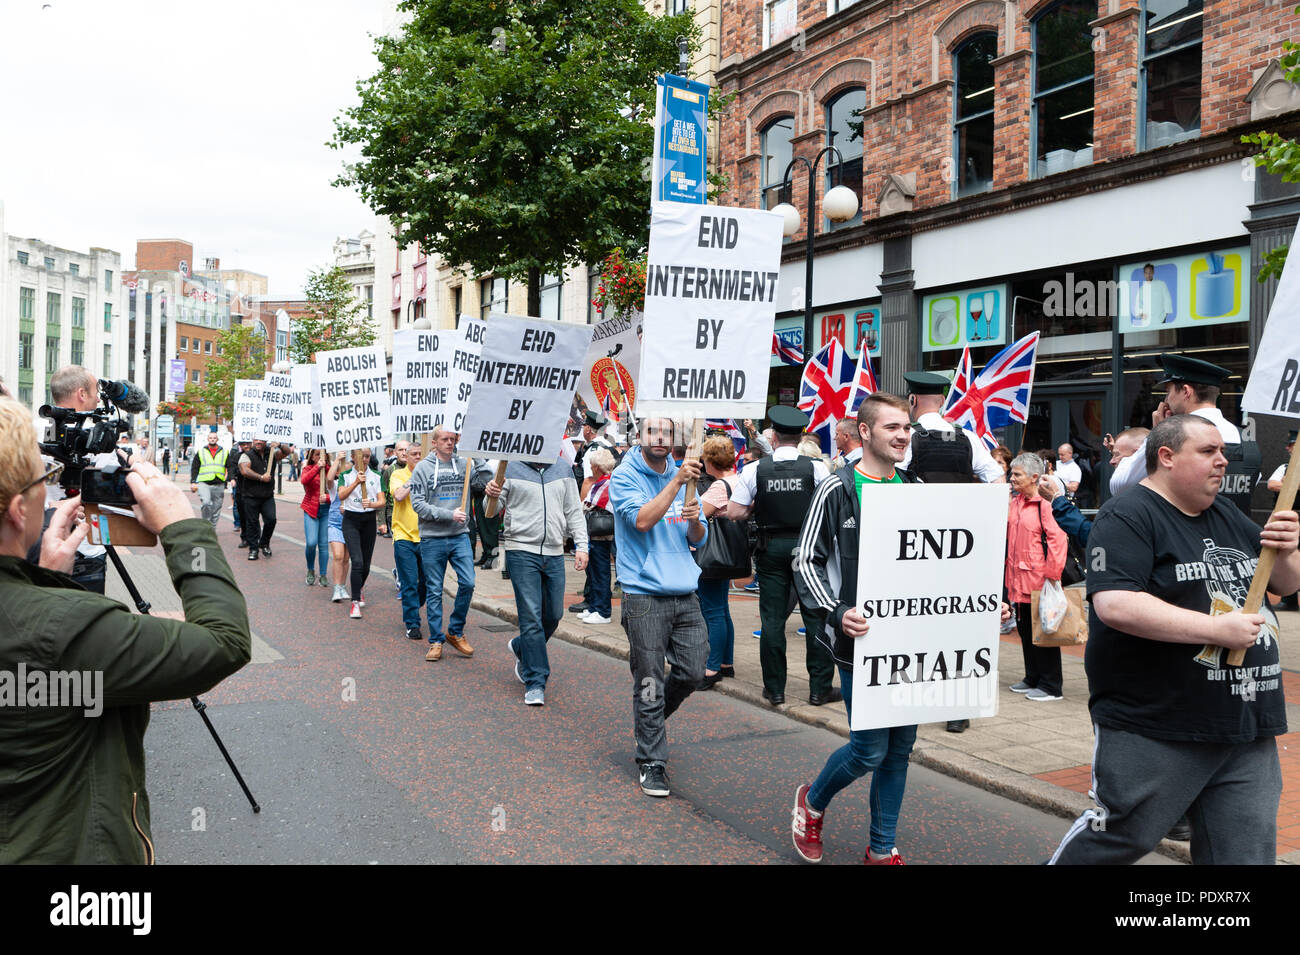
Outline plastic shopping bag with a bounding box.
[1038,579,1067,634]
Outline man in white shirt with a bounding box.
[1110,355,1249,499]
[1056,443,1082,497]
[899,372,1005,484]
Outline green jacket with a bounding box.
[0,519,251,864]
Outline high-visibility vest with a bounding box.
[197,445,228,483]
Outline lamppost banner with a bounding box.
[652,73,710,205]
[638,202,783,419]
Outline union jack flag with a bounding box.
[705,418,747,454]
[845,347,879,415]
[798,339,856,453]
[772,333,804,367]
[942,332,1041,450]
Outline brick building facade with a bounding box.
[715,0,1300,514]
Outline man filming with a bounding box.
[0,396,251,863]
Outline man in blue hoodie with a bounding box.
[609,417,708,798]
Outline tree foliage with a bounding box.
[331,0,697,312]
[1242,13,1300,282]
[183,323,268,424]
[291,265,376,365]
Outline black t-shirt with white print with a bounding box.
[1084,485,1286,743]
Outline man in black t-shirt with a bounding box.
[1050,415,1300,865]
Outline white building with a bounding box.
[0,201,126,414]
[334,230,376,328]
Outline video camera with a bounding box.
[39,378,150,506]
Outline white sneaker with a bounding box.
[584,613,611,625]
[350,602,362,619]
[332,585,347,603]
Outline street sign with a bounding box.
[156,414,174,438]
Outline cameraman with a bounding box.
[0,396,251,863]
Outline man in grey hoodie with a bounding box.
[486,456,587,706]
[407,428,476,662]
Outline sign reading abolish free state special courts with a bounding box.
[257,369,295,443]
[850,483,1009,731]
[232,379,262,443]
[458,313,594,462]
[638,203,783,418]
[316,344,391,452]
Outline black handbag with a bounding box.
[586,506,615,538]
[1040,507,1086,586]
[695,480,752,580]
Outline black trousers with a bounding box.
[343,510,377,602]
[1015,600,1063,696]
[242,494,277,549]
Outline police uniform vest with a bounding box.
[197,446,228,484]
[1219,439,1261,516]
[909,423,976,484]
[754,455,816,534]
[243,447,273,499]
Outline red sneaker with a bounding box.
[791,783,824,863]
[864,847,905,865]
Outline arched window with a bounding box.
[252,320,268,339]
[1140,0,1202,148]
[760,116,794,211]
[1033,0,1095,176]
[825,87,866,230]
[953,33,997,196]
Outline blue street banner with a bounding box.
[652,73,710,205]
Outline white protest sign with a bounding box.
[1242,249,1300,419]
[231,379,262,443]
[458,313,594,462]
[316,344,391,452]
[579,311,640,430]
[290,364,325,450]
[258,369,295,443]
[638,202,783,418]
[851,483,1010,731]
[391,327,452,435]
[445,315,486,435]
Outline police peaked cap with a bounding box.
[1156,354,1232,387]
[584,410,608,429]
[767,405,809,435]
[903,371,950,396]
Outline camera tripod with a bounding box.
[103,543,261,813]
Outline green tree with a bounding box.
[332,0,696,316]
[1242,13,1300,281]
[184,323,269,424]
[290,265,376,365]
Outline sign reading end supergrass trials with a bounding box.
[316,344,391,452]
[851,483,1010,731]
[458,313,594,462]
[638,203,783,419]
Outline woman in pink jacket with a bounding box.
[1005,453,1068,701]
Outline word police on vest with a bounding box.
[50,885,151,935]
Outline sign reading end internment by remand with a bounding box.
[458,313,594,462]
[638,202,783,419]
[851,483,1010,731]
[316,344,391,452]
[1242,248,1300,422]
[290,364,325,450]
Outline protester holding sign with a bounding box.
[337,449,385,619]
[238,439,286,561]
[609,417,708,798]
[299,449,330,587]
[326,453,350,602]
[407,427,476,662]
[389,441,429,641]
[1050,415,1300,865]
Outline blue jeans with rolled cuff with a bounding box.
[420,533,475,643]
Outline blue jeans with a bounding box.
[807,665,917,855]
[586,540,612,617]
[303,509,330,577]
[506,550,565,690]
[697,577,734,672]
[393,539,428,630]
[420,534,474,643]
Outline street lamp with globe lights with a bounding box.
[770,146,860,361]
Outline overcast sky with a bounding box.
[0,0,396,298]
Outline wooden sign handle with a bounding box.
[683,419,704,506]
[1219,436,1300,666]
[353,449,368,502]
[459,464,473,514]
[421,432,431,456]
[483,461,508,518]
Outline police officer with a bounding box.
[900,371,1002,733]
[189,430,229,530]
[901,371,1005,484]
[1109,355,1260,515]
[726,406,835,706]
